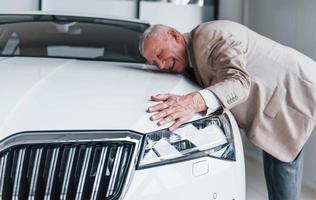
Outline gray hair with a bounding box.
[138,24,174,56]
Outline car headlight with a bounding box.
[138,114,236,169]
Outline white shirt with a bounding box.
[198,89,221,114]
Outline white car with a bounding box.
[0,12,245,200]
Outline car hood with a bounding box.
[0,57,201,140]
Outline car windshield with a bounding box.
[0,14,149,63]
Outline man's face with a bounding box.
[142,30,188,73]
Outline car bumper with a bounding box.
[124,112,245,200]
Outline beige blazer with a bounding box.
[184,20,316,162]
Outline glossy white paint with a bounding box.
[0,57,201,139]
[0,55,245,199]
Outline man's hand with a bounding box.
[148,92,207,131]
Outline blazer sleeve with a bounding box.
[204,31,251,112]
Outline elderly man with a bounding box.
[139,21,316,200]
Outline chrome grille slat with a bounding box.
[0,140,135,200]
[0,153,8,198]
[28,148,43,200]
[107,146,123,197]
[76,147,92,200]
[44,148,60,200]
[117,146,130,183]
[60,147,76,200]
[12,148,26,200]
[91,146,108,200]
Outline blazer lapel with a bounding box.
[183,33,204,87]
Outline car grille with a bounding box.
[0,141,135,200]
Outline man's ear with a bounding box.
[168,29,181,43]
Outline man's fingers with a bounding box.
[169,118,186,132]
[147,102,169,113]
[150,93,172,101]
[150,107,177,121]
[148,98,177,113]
[147,92,197,131]
[157,112,181,126]
[148,98,178,113]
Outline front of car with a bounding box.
[0,13,245,200]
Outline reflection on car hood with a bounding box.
[0,57,201,140]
